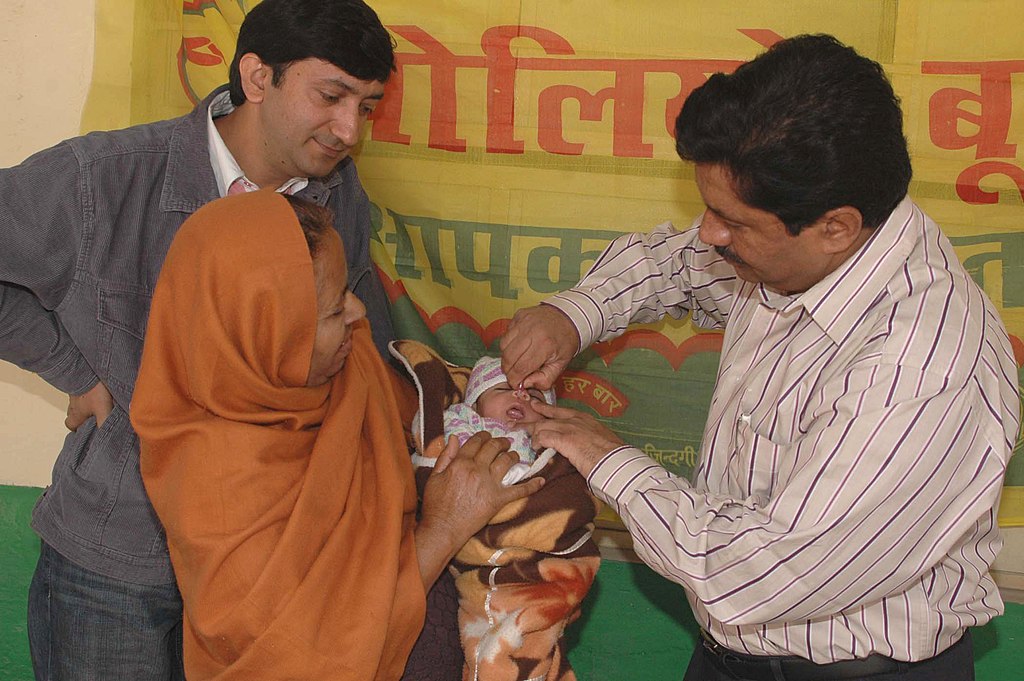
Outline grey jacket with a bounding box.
[0,87,396,585]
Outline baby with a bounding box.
[420,356,601,681]
[439,356,557,485]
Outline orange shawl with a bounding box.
[131,190,424,680]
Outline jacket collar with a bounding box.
[160,84,345,212]
[160,86,225,213]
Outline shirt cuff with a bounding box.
[37,345,99,396]
[586,445,668,514]
[545,289,606,351]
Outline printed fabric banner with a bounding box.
[84,0,1024,525]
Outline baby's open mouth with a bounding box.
[506,405,525,422]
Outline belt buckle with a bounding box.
[700,631,770,681]
[700,629,727,657]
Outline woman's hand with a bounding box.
[414,432,544,587]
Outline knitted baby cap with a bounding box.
[463,356,556,408]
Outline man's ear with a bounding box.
[237,53,270,104]
[817,206,865,255]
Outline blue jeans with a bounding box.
[27,542,185,681]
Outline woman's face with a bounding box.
[307,232,366,387]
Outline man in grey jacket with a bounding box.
[0,1,413,678]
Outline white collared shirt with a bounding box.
[206,90,308,197]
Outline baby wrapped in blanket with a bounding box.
[440,357,557,486]
[390,345,601,681]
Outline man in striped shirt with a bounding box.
[501,34,1020,681]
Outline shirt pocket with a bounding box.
[732,381,809,498]
[730,415,783,498]
[96,282,151,404]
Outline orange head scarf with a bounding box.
[131,190,424,680]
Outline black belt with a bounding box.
[699,629,925,681]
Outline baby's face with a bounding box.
[476,382,548,425]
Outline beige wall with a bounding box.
[0,0,1021,598]
[0,0,96,486]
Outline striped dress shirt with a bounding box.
[547,197,1020,663]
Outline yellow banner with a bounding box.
[85,0,1024,525]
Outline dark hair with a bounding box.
[675,34,911,233]
[228,0,396,106]
[284,194,334,257]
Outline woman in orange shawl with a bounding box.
[131,190,540,680]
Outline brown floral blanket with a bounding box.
[390,340,601,681]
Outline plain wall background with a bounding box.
[0,0,96,487]
[1,0,1020,597]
